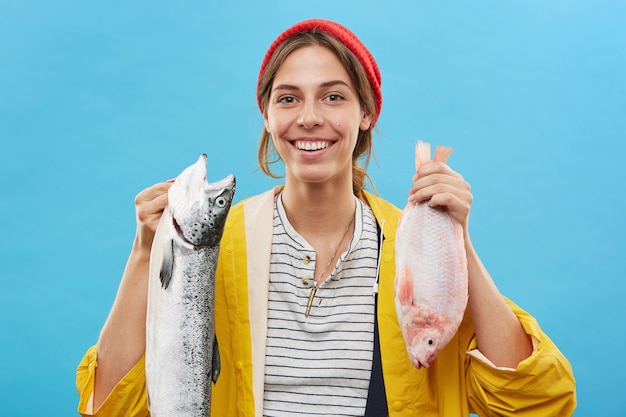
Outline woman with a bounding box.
[76,19,576,416]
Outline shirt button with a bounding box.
[301,277,311,286]
[303,255,311,264]
[392,400,403,411]
[235,361,243,370]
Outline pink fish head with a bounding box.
[401,305,447,369]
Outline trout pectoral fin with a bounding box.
[159,239,174,289]
[211,335,221,384]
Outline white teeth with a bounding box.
[296,141,329,151]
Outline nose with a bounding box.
[297,101,323,129]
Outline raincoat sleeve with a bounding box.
[464,299,576,416]
[76,345,149,417]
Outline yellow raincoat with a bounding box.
[77,188,576,416]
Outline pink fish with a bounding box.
[394,141,468,369]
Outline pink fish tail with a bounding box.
[433,145,454,164]
[415,141,432,171]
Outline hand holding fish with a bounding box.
[396,142,533,370]
[409,151,533,368]
[407,157,472,232]
[133,180,174,251]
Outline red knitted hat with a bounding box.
[257,19,382,121]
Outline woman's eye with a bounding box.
[278,96,295,104]
[326,94,343,102]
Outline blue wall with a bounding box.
[1,1,624,415]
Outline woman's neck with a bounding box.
[281,178,356,238]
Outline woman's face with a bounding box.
[264,45,372,188]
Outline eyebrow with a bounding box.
[272,80,352,92]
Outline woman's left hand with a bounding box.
[408,161,473,231]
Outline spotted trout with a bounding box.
[394,141,468,369]
[146,154,235,416]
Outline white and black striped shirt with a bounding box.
[263,194,380,417]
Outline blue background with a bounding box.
[1,1,624,416]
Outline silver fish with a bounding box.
[146,154,235,416]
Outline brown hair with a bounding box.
[257,30,378,196]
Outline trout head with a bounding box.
[401,305,446,369]
[168,154,236,247]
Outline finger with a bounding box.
[428,192,472,226]
[135,182,172,226]
[411,166,463,193]
[143,191,169,214]
[135,181,174,204]
[409,182,455,204]
[427,192,462,209]
[137,192,169,221]
[409,174,468,199]
[415,160,460,177]
[411,183,472,217]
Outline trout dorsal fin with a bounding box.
[159,239,174,289]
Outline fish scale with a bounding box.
[394,141,468,369]
[146,154,235,416]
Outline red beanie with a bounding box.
[257,19,382,121]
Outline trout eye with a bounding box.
[428,340,433,345]
[215,197,226,208]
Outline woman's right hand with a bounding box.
[133,180,174,252]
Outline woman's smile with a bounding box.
[293,140,332,152]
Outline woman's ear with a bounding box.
[263,110,270,133]
[360,111,373,131]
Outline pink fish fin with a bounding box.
[396,265,415,307]
[415,141,432,171]
[433,145,454,164]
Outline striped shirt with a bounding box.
[263,194,380,417]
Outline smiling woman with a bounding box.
[76,18,576,417]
